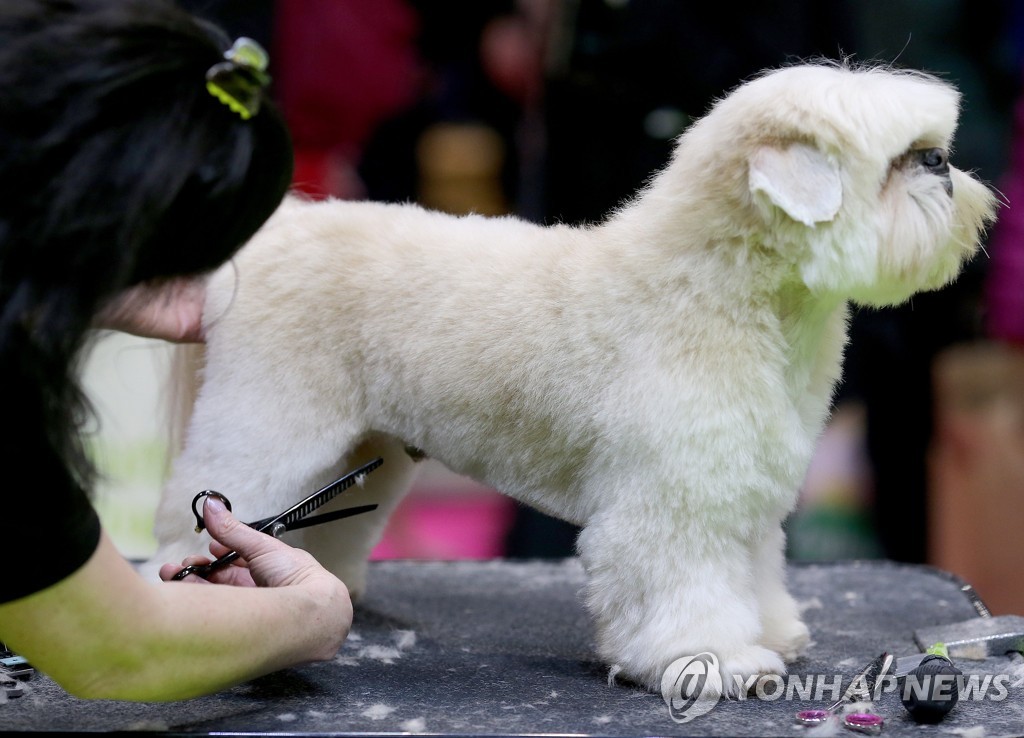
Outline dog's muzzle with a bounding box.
[916,147,952,196]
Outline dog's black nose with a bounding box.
[917,148,952,195]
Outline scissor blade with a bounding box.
[281,504,380,532]
[252,457,383,534]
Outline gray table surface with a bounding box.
[4,558,1023,737]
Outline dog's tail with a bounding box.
[162,342,206,473]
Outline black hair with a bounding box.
[0,0,293,492]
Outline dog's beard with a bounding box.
[878,167,964,294]
[797,156,992,308]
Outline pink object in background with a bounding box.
[985,66,1024,345]
[369,462,517,560]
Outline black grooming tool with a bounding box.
[172,458,383,581]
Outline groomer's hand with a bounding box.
[95,275,207,343]
[154,496,352,670]
[159,496,351,597]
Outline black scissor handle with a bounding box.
[189,490,233,533]
[171,561,220,581]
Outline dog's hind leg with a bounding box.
[280,434,420,599]
[138,359,377,584]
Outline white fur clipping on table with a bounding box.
[143,62,997,693]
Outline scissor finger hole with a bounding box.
[190,490,232,532]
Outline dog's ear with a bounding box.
[748,142,842,226]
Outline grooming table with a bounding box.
[5,559,1023,737]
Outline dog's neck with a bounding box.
[599,197,849,433]
[773,283,849,429]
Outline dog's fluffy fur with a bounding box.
[143,63,996,691]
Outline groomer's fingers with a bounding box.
[201,495,325,588]
[207,539,246,564]
[200,496,282,559]
[158,561,212,584]
[182,554,212,567]
[157,554,254,586]
[202,564,258,587]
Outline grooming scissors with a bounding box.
[171,457,384,581]
[796,652,893,734]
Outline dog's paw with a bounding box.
[717,645,786,698]
[759,617,811,662]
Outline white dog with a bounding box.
[144,63,996,692]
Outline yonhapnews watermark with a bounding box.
[661,653,1014,724]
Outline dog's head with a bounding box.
[665,63,998,306]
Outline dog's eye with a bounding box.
[919,148,948,170]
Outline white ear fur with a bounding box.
[748,142,842,226]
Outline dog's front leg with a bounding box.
[577,496,786,695]
[752,522,810,662]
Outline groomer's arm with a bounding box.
[0,504,351,702]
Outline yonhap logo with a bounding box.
[659,653,1014,725]
[660,653,724,723]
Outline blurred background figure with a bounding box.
[924,1,1024,615]
[91,1,1021,609]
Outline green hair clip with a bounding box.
[205,37,271,120]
